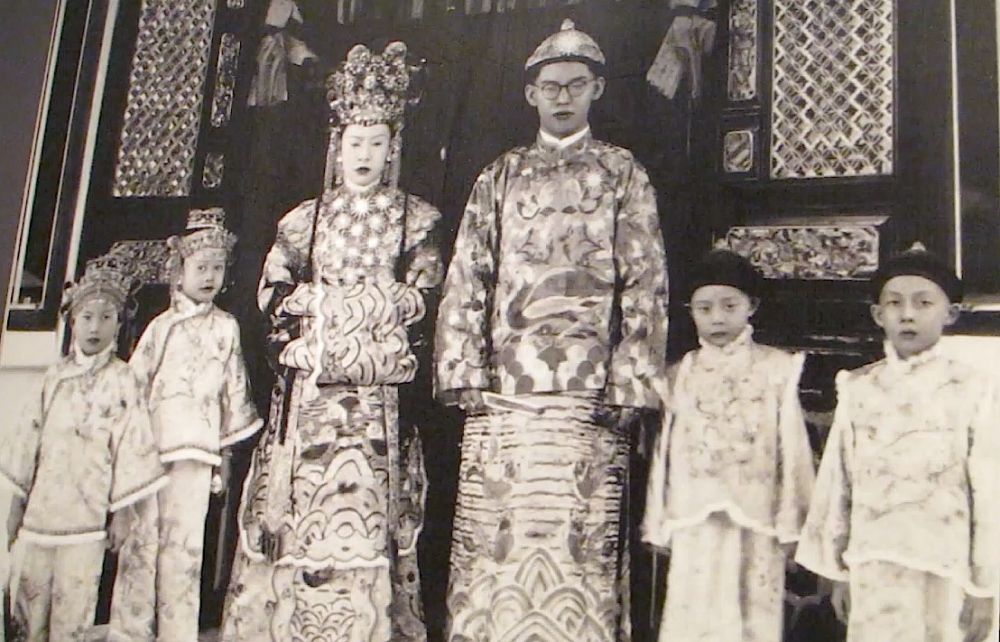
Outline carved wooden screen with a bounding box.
[713,0,956,356]
[706,0,962,457]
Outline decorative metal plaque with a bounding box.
[202,152,225,189]
[211,33,240,128]
[723,129,755,174]
[727,0,758,101]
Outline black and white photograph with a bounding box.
[0,1,998,641]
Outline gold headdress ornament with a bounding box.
[525,19,606,71]
[324,41,420,188]
[169,207,237,258]
[62,262,130,315]
[327,41,413,132]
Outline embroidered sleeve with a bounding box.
[128,321,159,400]
[795,370,853,581]
[774,352,816,544]
[968,378,1000,596]
[434,161,502,403]
[641,356,687,550]
[0,375,47,499]
[258,198,317,372]
[219,319,263,448]
[605,156,669,409]
[109,372,166,512]
[403,195,444,292]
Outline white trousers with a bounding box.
[12,540,105,641]
[155,461,213,642]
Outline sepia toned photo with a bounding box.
[0,1,998,641]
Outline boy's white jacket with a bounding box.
[130,293,262,466]
[795,341,1000,598]
[642,328,816,548]
[0,345,166,544]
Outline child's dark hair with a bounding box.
[870,242,963,303]
[688,248,762,300]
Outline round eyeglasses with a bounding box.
[535,77,594,100]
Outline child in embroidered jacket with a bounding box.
[0,264,166,641]
[796,243,999,642]
[643,249,816,641]
[110,208,262,642]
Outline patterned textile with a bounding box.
[796,341,1000,600]
[108,499,159,642]
[0,347,165,543]
[642,329,813,641]
[434,131,669,410]
[847,561,965,642]
[128,293,263,465]
[109,294,261,640]
[642,328,815,548]
[221,184,442,640]
[109,462,214,642]
[446,393,630,642]
[8,541,105,642]
[220,390,425,641]
[657,514,785,642]
[159,462,214,640]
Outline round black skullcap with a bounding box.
[870,242,963,302]
[689,248,762,299]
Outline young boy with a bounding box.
[796,243,999,642]
[643,248,815,641]
[0,263,166,641]
[110,208,262,641]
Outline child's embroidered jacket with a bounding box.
[643,327,816,548]
[796,342,1000,598]
[0,346,166,544]
[130,293,262,465]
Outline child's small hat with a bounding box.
[62,262,130,315]
[689,248,762,299]
[871,242,963,302]
[169,207,237,259]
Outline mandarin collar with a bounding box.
[535,127,592,160]
[71,340,115,372]
[696,325,754,364]
[883,339,944,374]
[171,289,214,316]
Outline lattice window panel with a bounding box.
[770,0,894,179]
[112,0,217,197]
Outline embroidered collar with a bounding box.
[883,339,944,374]
[697,325,754,360]
[71,341,115,372]
[536,127,592,161]
[538,126,591,150]
[171,289,215,316]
